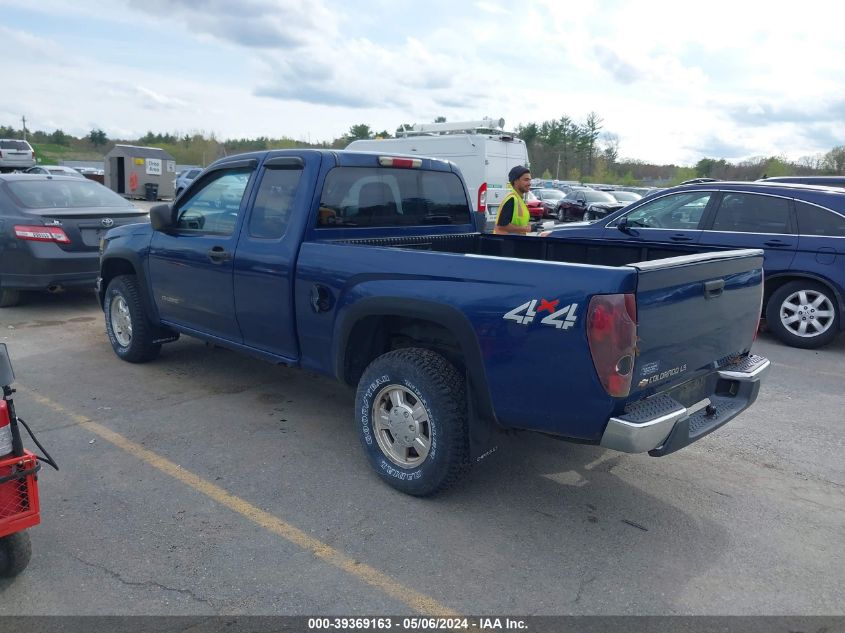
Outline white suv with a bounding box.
[0,139,36,171]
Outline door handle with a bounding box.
[764,240,790,247]
[207,246,231,263]
[704,279,725,299]
[670,234,694,242]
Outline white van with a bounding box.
[346,118,531,229]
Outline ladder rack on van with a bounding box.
[397,118,515,137]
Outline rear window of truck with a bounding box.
[316,167,471,228]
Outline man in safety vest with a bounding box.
[494,165,533,235]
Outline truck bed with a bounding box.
[328,231,706,267]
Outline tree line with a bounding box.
[2,117,843,186]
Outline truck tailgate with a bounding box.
[630,249,764,395]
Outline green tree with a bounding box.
[582,112,603,176]
[823,146,845,173]
[88,128,108,147]
[50,129,69,146]
[515,122,539,147]
[434,116,447,123]
[343,124,374,145]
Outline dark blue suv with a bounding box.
[544,181,845,349]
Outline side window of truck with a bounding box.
[316,167,471,228]
[248,166,303,239]
[175,168,252,235]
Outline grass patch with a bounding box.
[31,142,104,165]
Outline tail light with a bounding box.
[378,156,421,169]
[477,183,487,214]
[14,225,70,244]
[0,400,12,456]
[587,293,638,398]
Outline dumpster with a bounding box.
[144,182,159,201]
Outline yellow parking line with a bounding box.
[21,387,456,616]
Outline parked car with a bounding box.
[24,166,85,178]
[174,167,203,197]
[533,188,566,217]
[556,189,624,222]
[759,176,845,189]
[607,190,642,207]
[542,181,845,348]
[524,189,544,219]
[0,174,149,307]
[0,140,36,172]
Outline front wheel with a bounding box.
[0,532,32,577]
[765,280,840,349]
[104,275,161,362]
[556,206,565,222]
[355,348,470,496]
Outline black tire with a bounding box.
[355,348,470,496]
[556,206,565,222]
[0,289,21,308]
[104,275,161,362]
[0,532,32,578]
[765,280,840,349]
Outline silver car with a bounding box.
[0,139,36,171]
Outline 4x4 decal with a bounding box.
[503,299,579,330]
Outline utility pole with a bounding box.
[556,153,561,180]
[21,115,27,140]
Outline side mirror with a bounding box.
[617,216,632,234]
[578,200,586,206]
[150,203,175,231]
[0,343,14,387]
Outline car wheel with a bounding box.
[583,210,592,221]
[104,275,161,363]
[355,348,470,496]
[765,280,840,349]
[556,207,565,222]
[0,289,21,308]
[0,532,32,578]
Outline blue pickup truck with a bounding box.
[98,150,770,496]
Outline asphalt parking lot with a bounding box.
[0,284,843,616]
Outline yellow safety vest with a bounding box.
[494,184,530,234]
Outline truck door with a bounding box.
[148,160,256,342]
[233,153,319,360]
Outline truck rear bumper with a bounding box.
[600,355,770,455]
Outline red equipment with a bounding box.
[0,343,56,577]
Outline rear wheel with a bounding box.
[104,275,161,362]
[355,348,470,496]
[765,280,840,349]
[0,289,21,308]
[0,532,32,577]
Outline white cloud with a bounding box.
[3,0,844,164]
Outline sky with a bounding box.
[2,0,844,166]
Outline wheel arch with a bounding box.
[334,298,495,423]
[764,272,845,329]
[99,253,160,323]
